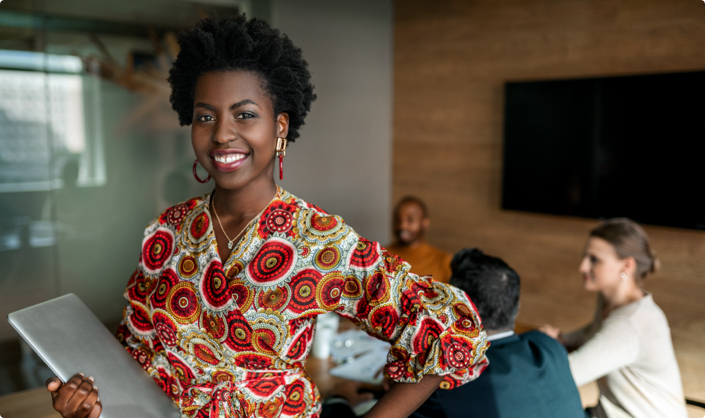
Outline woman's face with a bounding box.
[191,70,288,191]
[579,237,628,292]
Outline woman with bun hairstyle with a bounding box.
[541,218,686,418]
[44,14,488,418]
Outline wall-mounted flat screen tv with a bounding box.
[502,70,705,231]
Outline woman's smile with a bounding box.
[210,149,249,172]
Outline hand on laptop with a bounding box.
[46,373,102,418]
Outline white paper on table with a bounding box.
[329,329,390,362]
[329,346,389,385]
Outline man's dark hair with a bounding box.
[393,195,429,218]
[168,14,316,142]
[449,248,520,331]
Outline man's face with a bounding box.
[393,202,429,246]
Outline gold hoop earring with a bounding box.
[276,137,288,180]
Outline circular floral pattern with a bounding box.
[150,268,179,309]
[213,370,235,383]
[349,237,380,269]
[189,211,209,240]
[287,269,321,314]
[452,315,479,337]
[257,285,290,312]
[226,260,245,279]
[251,316,286,355]
[230,280,254,312]
[167,351,196,386]
[233,352,272,370]
[252,327,278,354]
[342,276,363,299]
[152,309,178,347]
[257,397,283,417]
[178,255,199,279]
[224,310,254,352]
[182,331,228,368]
[314,247,340,270]
[166,203,189,226]
[128,271,152,304]
[310,214,337,232]
[282,380,307,417]
[286,326,312,361]
[128,302,153,334]
[245,372,285,400]
[200,311,227,341]
[364,272,390,306]
[440,335,473,369]
[316,272,344,310]
[370,304,399,340]
[266,209,293,234]
[246,238,296,286]
[419,284,451,309]
[299,210,347,244]
[200,260,231,311]
[141,228,174,273]
[167,282,201,324]
[413,318,443,364]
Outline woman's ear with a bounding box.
[623,256,637,278]
[277,112,290,139]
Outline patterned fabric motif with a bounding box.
[116,188,489,417]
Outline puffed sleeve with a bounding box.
[115,218,182,404]
[337,234,489,389]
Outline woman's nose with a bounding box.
[213,120,237,144]
[578,257,589,273]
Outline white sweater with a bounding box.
[565,294,687,418]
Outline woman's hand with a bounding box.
[539,324,563,342]
[365,374,443,418]
[330,380,375,407]
[46,373,102,418]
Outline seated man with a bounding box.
[386,196,452,283]
[411,248,586,418]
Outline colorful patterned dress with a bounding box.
[116,187,489,418]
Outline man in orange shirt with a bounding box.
[385,196,452,283]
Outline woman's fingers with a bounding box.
[65,377,97,417]
[51,374,86,411]
[87,397,103,418]
[46,376,63,393]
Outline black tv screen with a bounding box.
[502,70,705,231]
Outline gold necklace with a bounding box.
[212,190,279,250]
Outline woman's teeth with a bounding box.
[214,154,245,164]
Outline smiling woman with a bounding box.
[44,14,489,418]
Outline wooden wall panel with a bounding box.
[394,0,705,401]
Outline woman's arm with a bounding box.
[568,315,639,387]
[365,374,444,418]
[335,234,488,397]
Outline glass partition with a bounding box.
[0,0,267,395]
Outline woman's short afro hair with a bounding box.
[168,14,316,142]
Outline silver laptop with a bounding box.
[7,293,181,418]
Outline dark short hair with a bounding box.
[449,248,520,331]
[168,14,316,142]
[393,196,429,218]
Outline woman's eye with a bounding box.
[589,255,598,264]
[236,112,256,119]
[196,115,214,122]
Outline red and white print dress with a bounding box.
[116,187,489,418]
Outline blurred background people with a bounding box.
[541,218,687,418]
[410,248,585,418]
[386,196,452,283]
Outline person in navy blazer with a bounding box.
[410,248,587,418]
